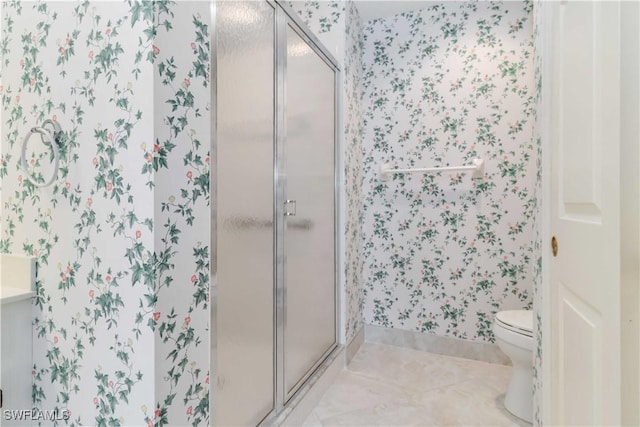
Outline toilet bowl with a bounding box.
[494,309,533,423]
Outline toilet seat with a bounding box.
[495,310,533,338]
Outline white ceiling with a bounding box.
[355,1,434,23]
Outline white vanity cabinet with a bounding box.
[0,255,36,427]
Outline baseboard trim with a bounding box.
[364,324,510,365]
[346,326,365,364]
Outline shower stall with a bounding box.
[215,1,340,424]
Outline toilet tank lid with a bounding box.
[495,310,533,332]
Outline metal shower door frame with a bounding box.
[273,0,342,413]
[276,2,341,407]
[209,1,218,424]
[210,0,342,424]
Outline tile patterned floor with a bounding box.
[302,342,530,426]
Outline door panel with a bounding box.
[550,1,620,425]
[284,25,336,398]
[217,2,275,425]
[558,285,602,425]
[559,1,600,214]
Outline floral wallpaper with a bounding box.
[288,0,342,34]
[532,1,543,424]
[153,3,210,426]
[361,1,537,341]
[0,1,209,425]
[342,0,365,343]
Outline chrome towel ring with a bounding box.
[20,119,62,188]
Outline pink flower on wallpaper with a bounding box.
[2,3,214,424]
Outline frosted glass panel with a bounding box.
[284,26,336,397]
[217,2,275,425]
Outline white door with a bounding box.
[549,1,621,425]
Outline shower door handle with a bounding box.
[284,199,296,216]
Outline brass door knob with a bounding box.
[551,236,558,257]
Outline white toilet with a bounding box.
[493,309,533,423]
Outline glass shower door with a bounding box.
[216,3,338,420]
[216,1,275,425]
[283,24,337,399]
